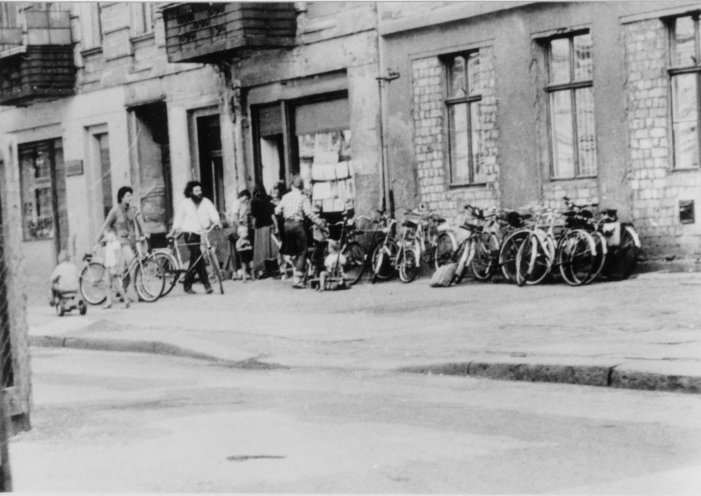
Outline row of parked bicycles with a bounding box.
[76,196,643,308]
[336,196,642,287]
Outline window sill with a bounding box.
[549,175,597,182]
[448,182,488,189]
[80,46,103,58]
[130,32,155,44]
[671,166,701,173]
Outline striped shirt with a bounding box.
[274,189,321,224]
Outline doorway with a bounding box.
[129,102,172,232]
[195,114,224,213]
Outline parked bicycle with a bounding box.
[151,225,225,296]
[514,206,599,287]
[79,236,165,305]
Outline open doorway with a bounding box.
[129,102,172,233]
[195,114,224,213]
[252,103,286,193]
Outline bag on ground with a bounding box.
[430,262,457,287]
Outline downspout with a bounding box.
[375,4,399,216]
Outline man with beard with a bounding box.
[169,181,222,294]
[94,185,148,295]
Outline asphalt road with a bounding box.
[10,347,701,493]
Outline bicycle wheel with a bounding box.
[433,231,458,268]
[207,249,225,294]
[471,232,499,281]
[585,231,608,284]
[516,233,552,286]
[499,229,529,282]
[341,241,366,285]
[371,240,395,281]
[151,251,179,297]
[80,262,108,305]
[557,230,596,286]
[398,246,419,283]
[134,257,165,303]
[453,238,476,284]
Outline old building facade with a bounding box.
[380,1,701,259]
[1,0,701,300]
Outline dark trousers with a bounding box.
[184,232,210,289]
[284,220,308,274]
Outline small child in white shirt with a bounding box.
[50,250,80,306]
[319,239,346,291]
[103,228,129,309]
[235,225,253,282]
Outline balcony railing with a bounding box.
[0,9,75,106]
[163,3,297,64]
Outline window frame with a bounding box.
[442,50,484,187]
[667,12,701,170]
[80,3,103,52]
[130,2,155,38]
[544,30,597,180]
[18,140,58,242]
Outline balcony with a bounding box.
[163,3,297,64]
[0,9,75,106]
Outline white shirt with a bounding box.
[103,239,122,269]
[173,197,220,233]
[51,262,80,292]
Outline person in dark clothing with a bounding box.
[250,183,278,278]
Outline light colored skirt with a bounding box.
[253,225,278,272]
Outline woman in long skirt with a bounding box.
[251,183,279,278]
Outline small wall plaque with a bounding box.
[65,159,83,177]
[679,199,695,224]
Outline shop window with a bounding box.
[444,50,484,185]
[294,97,353,213]
[19,140,59,241]
[669,14,701,170]
[545,32,597,179]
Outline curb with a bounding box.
[399,361,701,394]
[31,335,701,394]
[30,335,222,362]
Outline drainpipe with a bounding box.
[375,4,399,216]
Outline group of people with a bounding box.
[50,174,335,310]
[229,176,329,289]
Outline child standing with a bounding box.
[319,239,346,291]
[49,250,80,305]
[103,228,129,309]
[235,225,253,282]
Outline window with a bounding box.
[444,51,484,185]
[131,2,154,37]
[0,3,18,28]
[545,32,596,179]
[669,14,701,169]
[80,3,102,50]
[19,140,59,241]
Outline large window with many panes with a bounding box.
[546,32,597,179]
[669,14,701,170]
[444,51,484,185]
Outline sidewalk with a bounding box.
[27,271,701,393]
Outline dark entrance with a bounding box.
[130,102,172,232]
